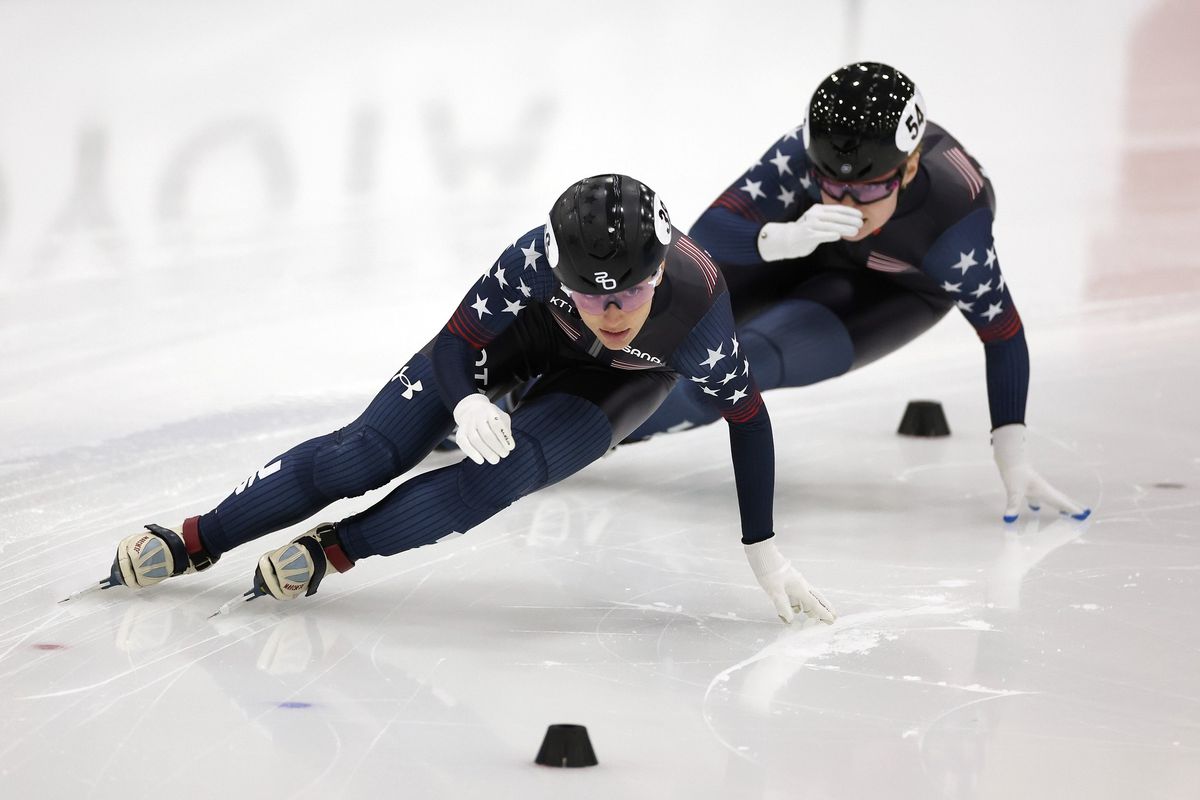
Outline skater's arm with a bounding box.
[921,208,1028,428]
[982,330,1029,429]
[670,294,840,624]
[669,295,775,543]
[689,208,768,266]
[431,333,486,409]
[920,211,1087,520]
[432,227,559,410]
[689,125,819,267]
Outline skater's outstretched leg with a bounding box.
[105,353,451,592]
[248,364,676,601]
[197,353,452,556]
[241,391,611,602]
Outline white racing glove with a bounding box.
[744,539,836,624]
[756,204,864,261]
[992,423,1090,523]
[453,393,515,465]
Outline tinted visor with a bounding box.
[815,172,902,204]
[565,270,660,314]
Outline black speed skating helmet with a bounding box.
[545,174,672,294]
[804,62,927,181]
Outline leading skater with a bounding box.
[98,174,834,625]
[627,62,1091,523]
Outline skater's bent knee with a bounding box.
[454,394,611,512]
[743,300,853,388]
[457,436,548,512]
[312,425,400,499]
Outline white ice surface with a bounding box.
[1,2,1198,799]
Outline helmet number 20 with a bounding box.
[593,272,618,290]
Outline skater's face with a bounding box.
[575,265,662,350]
[818,151,920,241]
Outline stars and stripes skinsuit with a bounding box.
[629,121,1027,440]
[193,226,778,566]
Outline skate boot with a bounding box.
[251,523,355,601]
[112,516,220,589]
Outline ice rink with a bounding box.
[1,1,1197,798]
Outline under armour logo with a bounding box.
[391,365,423,400]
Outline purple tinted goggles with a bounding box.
[566,270,660,314]
[815,171,902,204]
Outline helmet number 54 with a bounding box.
[896,90,927,153]
[905,103,925,138]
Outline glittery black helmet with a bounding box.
[544,174,672,294]
[804,62,927,181]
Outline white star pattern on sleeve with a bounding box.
[956,299,974,312]
[799,174,812,190]
[982,301,1004,321]
[985,247,997,269]
[971,280,993,299]
[701,345,725,369]
[740,179,765,201]
[731,336,739,357]
[769,149,793,176]
[777,187,796,207]
[742,358,750,376]
[471,294,492,318]
[783,126,801,141]
[517,278,532,298]
[521,239,542,270]
[997,273,1006,292]
[951,250,978,275]
[502,298,525,316]
[702,386,720,397]
[493,263,509,290]
[728,386,749,404]
[689,375,709,384]
[941,281,962,293]
[719,370,739,385]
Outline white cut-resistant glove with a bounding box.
[744,539,836,624]
[452,393,515,465]
[756,204,864,261]
[991,423,1090,523]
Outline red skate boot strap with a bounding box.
[324,543,355,573]
[181,516,205,556]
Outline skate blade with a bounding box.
[208,589,264,619]
[59,578,119,603]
